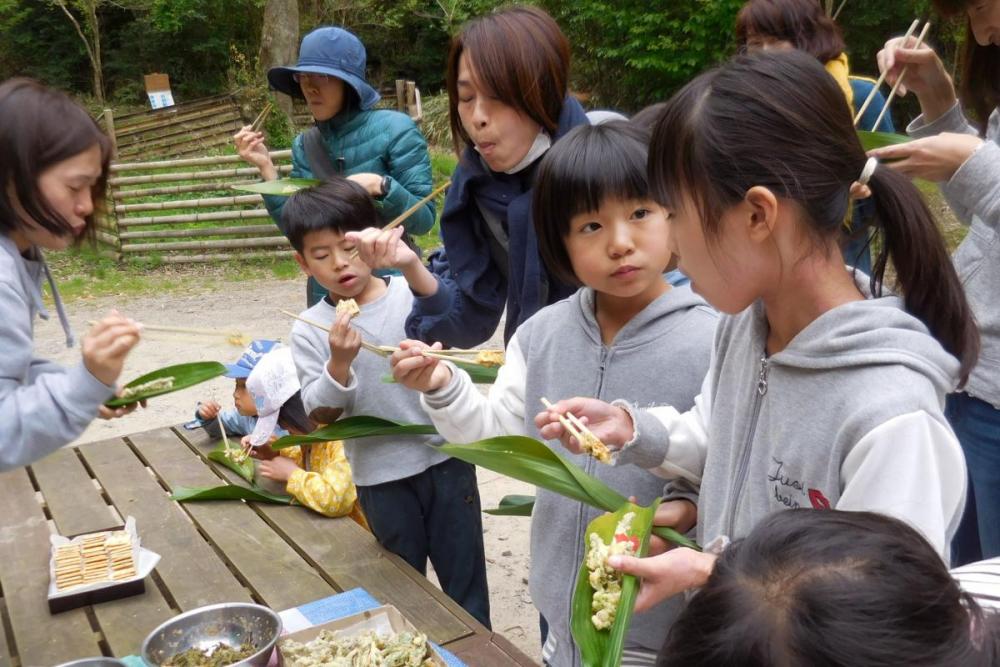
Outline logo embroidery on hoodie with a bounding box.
[767,457,831,510]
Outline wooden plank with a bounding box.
[110,164,291,186]
[116,194,262,212]
[130,428,336,611]
[0,594,11,667]
[120,224,280,241]
[117,111,242,148]
[116,104,238,137]
[118,208,272,227]
[113,180,262,199]
[30,447,119,536]
[113,149,291,172]
[118,119,242,157]
[0,469,100,665]
[445,633,539,667]
[121,236,289,254]
[36,442,175,657]
[155,250,294,264]
[174,428,475,646]
[77,438,253,611]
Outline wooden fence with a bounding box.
[100,150,295,264]
[105,94,244,162]
[95,81,423,264]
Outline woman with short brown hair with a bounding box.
[360,5,591,348]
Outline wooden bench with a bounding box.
[0,424,535,666]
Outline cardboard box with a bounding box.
[277,605,447,666]
[143,72,174,109]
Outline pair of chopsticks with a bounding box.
[280,310,397,357]
[90,321,247,346]
[218,414,249,462]
[418,348,503,367]
[854,19,932,129]
[540,397,608,455]
[349,180,451,259]
[249,102,273,132]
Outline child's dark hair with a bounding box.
[735,0,846,63]
[658,510,1000,667]
[0,78,112,241]
[630,102,668,131]
[281,176,380,252]
[932,0,1000,127]
[276,390,316,435]
[649,51,979,385]
[533,122,652,285]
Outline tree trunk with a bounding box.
[82,0,105,106]
[259,0,299,115]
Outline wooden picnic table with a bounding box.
[0,424,537,667]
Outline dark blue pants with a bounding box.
[947,392,1000,565]
[356,458,492,629]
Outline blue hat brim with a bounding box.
[267,65,380,111]
[224,363,251,379]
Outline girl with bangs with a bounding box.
[872,0,1000,566]
[0,79,142,470]
[390,122,717,667]
[350,5,591,348]
[536,51,977,610]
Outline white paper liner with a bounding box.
[48,516,161,599]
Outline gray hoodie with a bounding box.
[290,276,448,487]
[423,286,717,667]
[909,104,1000,408]
[622,291,967,561]
[0,235,113,470]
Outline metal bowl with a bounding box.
[55,659,127,667]
[140,602,281,666]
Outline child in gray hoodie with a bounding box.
[0,79,142,471]
[392,123,717,667]
[537,52,978,609]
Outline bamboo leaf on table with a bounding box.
[207,441,254,483]
[171,484,293,504]
[857,129,910,152]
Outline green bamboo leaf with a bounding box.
[230,178,320,195]
[572,501,660,667]
[171,484,293,504]
[857,129,910,152]
[207,441,254,483]
[105,361,227,408]
[441,436,699,550]
[484,494,535,516]
[271,415,438,450]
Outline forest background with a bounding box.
[0,0,965,132]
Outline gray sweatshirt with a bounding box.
[622,289,967,561]
[0,235,113,470]
[290,277,447,486]
[908,104,1000,408]
[422,286,717,667]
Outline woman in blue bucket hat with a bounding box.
[234,26,435,306]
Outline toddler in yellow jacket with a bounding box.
[241,346,367,527]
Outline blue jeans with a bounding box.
[946,392,1000,565]
[356,458,492,628]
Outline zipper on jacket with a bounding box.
[725,352,769,538]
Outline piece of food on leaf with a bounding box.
[571,500,660,667]
[586,511,640,630]
[119,376,174,401]
[336,298,360,320]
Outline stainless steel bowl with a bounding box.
[140,602,281,666]
[55,659,127,667]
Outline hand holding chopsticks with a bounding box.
[540,397,612,464]
[348,180,451,260]
[861,19,944,130]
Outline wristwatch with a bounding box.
[379,175,391,198]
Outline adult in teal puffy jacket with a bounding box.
[234,26,435,306]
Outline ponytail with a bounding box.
[868,165,979,386]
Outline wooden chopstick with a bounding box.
[279,310,397,357]
[872,21,932,131]
[349,180,451,259]
[91,320,244,343]
[540,397,587,442]
[419,349,500,367]
[250,102,273,132]
[854,19,920,127]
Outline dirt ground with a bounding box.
[36,275,541,661]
